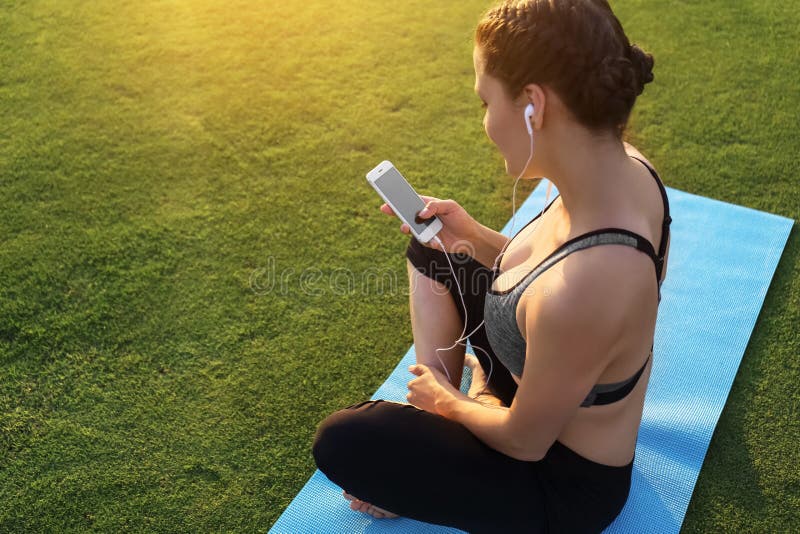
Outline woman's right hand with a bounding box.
[379,196,479,255]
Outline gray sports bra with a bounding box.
[483,156,671,407]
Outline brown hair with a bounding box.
[475,0,654,137]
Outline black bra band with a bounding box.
[580,353,650,407]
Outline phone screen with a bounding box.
[374,167,436,236]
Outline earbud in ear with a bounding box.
[524,104,535,136]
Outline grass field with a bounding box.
[1,0,798,531]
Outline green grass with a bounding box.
[0,0,797,531]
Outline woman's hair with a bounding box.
[475,0,654,137]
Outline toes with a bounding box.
[369,504,398,518]
[342,490,399,519]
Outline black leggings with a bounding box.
[312,237,632,533]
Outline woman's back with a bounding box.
[487,150,670,466]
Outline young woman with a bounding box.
[312,1,670,531]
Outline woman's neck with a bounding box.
[533,123,632,232]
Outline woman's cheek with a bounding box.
[486,114,510,163]
[484,113,498,146]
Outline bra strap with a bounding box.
[629,155,671,281]
[580,350,651,407]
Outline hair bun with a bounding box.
[476,0,656,136]
[629,44,654,94]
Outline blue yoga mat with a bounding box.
[271,181,793,534]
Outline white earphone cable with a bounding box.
[428,114,552,402]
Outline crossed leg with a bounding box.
[328,258,470,519]
[313,238,518,524]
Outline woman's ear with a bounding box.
[522,83,546,130]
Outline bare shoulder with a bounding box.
[623,140,670,280]
[623,141,654,168]
[516,244,653,398]
[527,244,655,334]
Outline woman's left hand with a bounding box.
[406,363,459,415]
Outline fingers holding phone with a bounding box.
[367,161,443,245]
[379,202,396,217]
[379,194,433,219]
[378,203,416,236]
[412,198,479,255]
[367,161,478,255]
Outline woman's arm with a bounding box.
[437,393,518,456]
[438,248,637,461]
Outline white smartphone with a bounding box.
[366,160,443,244]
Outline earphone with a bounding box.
[524,103,534,136]
[426,102,552,402]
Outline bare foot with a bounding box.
[342,490,399,519]
[465,354,504,407]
